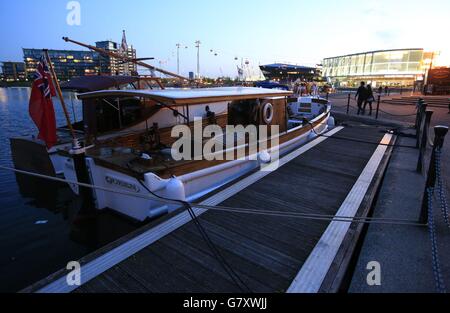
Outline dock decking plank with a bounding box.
[75,126,388,293]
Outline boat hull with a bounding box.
[70,113,331,221]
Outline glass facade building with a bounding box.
[95,41,137,76]
[23,41,138,82]
[23,48,100,81]
[1,62,26,81]
[322,49,435,87]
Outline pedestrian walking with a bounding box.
[363,84,375,116]
[384,85,389,96]
[355,81,368,115]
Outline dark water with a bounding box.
[0,87,142,292]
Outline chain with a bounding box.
[435,148,450,228]
[427,187,447,293]
[377,108,417,117]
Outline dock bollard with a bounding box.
[416,110,434,173]
[416,99,427,148]
[347,93,350,115]
[375,95,381,119]
[419,126,449,224]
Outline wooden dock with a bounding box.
[25,123,396,293]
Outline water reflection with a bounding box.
[0,88,8,103]
[0,87,144,292]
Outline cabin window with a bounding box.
[94,97,146,134]
[228,99,259,125]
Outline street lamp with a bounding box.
[195,40,201,79]
[176,43,181,75]
[176,43,187,75]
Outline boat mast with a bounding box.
[43,49,77,144]
[62,37,191,82]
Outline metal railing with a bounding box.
[419,125,449,224]
[328,93,419,120]
[418,125,449,293]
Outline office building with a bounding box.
[23,48,99,81]
[1,61,26,81]
[322,48,436,87]
[22,34,138,81]
[95,41,137,75]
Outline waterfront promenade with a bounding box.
[327,93,450,292]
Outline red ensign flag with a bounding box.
[29,57,57,149]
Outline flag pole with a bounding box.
[42,49,78,146]
[43,50,94,212]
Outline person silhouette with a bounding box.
[355,81,368,115]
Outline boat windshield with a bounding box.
[93,96,154,134]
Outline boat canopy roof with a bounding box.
[77,87,292,105]
[61,75,139,92]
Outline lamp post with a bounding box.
[423,52,436,94]
[176,43,181,75]
[195,40,201,79]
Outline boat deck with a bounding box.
[25,123,395,293]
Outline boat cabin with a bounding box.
[68,87,330,180]
[77,87,294,145]
[59,87,331,221]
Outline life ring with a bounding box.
[262,102,274,124]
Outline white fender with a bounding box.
[258,150,272,164]
[327,116,336,128]
[308,130,316,140]
[165,177,186,202]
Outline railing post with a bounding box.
[416,99,427,148]
[346,93,350,115]
[415,98,423,130]
[375,95,381,119]
[448,98,450,114]
[326,92,329,101]
[416,110,434,173]
[419,126,449,224]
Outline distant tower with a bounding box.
[119,30,130,75]
[119,30,128,54]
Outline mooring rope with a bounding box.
[377,108,417,117]
[307,122,417,149]
[0,164,425,227]
[133,177,252,292]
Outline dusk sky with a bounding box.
[1,0,450,77]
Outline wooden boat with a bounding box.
[58,87,333,221]
[9,75,163,176]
